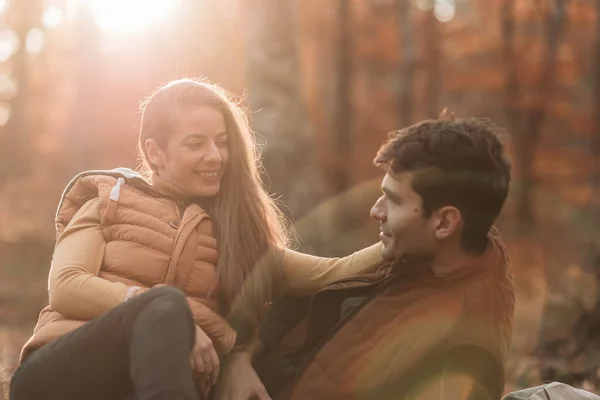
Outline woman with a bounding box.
[9,79,382,400]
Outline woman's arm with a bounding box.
[281,243,383,295]
[215,244,383,400]
[229,243,383,356]
[48,198,130,319]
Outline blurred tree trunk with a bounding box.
[592,0,600,247]
[398,0,414,126]
[327,0,356,238]
[501,0,527,223]
[333,0,353,195]
[68,5,101,171]
[502,0,566,231]
[423,8,441,119]
[244,0,324,220]
[0,0,43,187]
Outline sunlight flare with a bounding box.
[89,0,179,34]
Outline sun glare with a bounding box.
[89,0,179,33]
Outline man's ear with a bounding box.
[144,138,164,169]
[433,206,462,240]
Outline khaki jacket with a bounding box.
[284,229,514,400]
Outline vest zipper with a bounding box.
[287,273,400,392]
[163,199,187,283]
[164,209,206,285]
[177,200,186,220]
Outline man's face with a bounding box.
[370,172,438,262]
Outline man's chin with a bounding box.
[379,244,398,262]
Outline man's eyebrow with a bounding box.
[382,187,401,201]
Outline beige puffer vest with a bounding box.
[21,168,236,361]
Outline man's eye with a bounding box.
[387,196,400,205]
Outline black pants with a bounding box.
[10,286,202,400]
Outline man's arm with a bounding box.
[411,373,478,400]
[373,344,502,400]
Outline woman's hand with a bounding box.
[151,285,220,385]
[213,351,271,400]
[191,325,220,385]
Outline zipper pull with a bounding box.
[178,200,186,217]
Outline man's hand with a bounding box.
[191,325,220,385]
[213,351,271,400]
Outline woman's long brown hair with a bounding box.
[137,78,289,333]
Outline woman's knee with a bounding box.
[152,286,187,304]
[144,286,193,325]
[9,366,32,400]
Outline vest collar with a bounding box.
[150,173,193,202]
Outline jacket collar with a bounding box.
[150,173,192,202]
[150,173,214,212]
[388,227,509,285]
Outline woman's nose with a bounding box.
[204,142,223,163]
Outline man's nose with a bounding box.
[370,198,386,222]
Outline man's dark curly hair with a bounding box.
[374,116,511,253]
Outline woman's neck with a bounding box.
[150,173,193,202]
[150,173,214,211]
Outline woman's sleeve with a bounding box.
[280,243,383,295]
[48,197,130,319]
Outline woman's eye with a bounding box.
[187,142,203,149]
[216,137,228,147]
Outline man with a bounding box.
[216,116,515,400]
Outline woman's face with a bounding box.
[146,105,230,197]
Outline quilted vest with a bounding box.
[21,168,236,361]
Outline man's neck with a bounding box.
[430,244,482,277]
